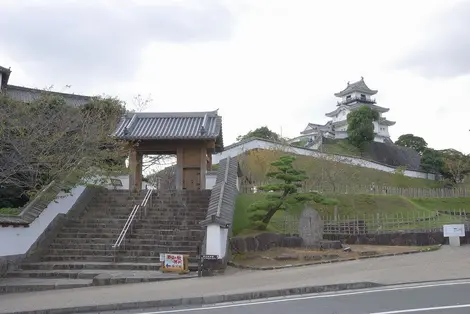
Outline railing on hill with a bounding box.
[112,188,153,257]
[240,182,469,198]
[274,210,470,235]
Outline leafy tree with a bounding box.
[346,106,379,151]
[237,126,282,142]
[0,92,127,207]
[420,148,444,174]
[247,155,337,230]
[395,134,428,155]
[439,149,470,184]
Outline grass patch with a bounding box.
[321,140,361,156]
[0,207,20,216]
[409,197,470,211]
[233,193,470,235]
[238,149,442,189]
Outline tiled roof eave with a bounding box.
[334,89,378,97]
[114,135,220,141]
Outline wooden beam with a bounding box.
[135,140,212,153]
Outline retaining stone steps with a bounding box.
[2,189,210,294]
[20,261,163,271]
[52,237,200,246]
[47,244,198,252]
[0,278,93,294]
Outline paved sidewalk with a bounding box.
[1,246,469,313]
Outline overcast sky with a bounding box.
[1,0,469,153]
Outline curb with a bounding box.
[228,245,442,271]
[8,282,383,314]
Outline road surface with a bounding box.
[106,280,470,314]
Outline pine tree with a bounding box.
[247,155,337,230]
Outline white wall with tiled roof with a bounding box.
[213,138,436,180]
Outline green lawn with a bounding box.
[233,193,470,236]
[0,208,20,216]
[320,140,361,156]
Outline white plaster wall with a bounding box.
[214,139,435,180]
[334,131,349,139]
[206,173,217,190]
[205,224,222,257]
[0,185,86,257]
[220,228,229,258]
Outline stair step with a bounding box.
[56,232,119,239]
[40,255,197,263]
[53,237,200,245]
[20,261,162,271]
[6,269,100,279]
[48,244,197,251]
[0,278,93,294]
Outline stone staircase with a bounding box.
[1,189,211,294]
[123,189,211,267]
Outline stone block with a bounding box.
[254,233,282,251]
[274,254,299,261]
[281,236,303,248]
[359,251,378,256]
[320,240,342,250]
[304,254,323,261]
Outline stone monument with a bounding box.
[298,207,324,248]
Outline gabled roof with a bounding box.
[325,103,389,117]
[113,110,224,150]
[200,156,240,227]
[5,85,91,107]
[300,121,332,134]
[378,117,396,126]
[334,77,378,97]
[1,65,91,106]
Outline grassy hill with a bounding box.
[238,148,441,189]
[233,193,470,236]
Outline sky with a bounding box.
[1,0,469,153]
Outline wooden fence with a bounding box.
[239,182,469,198]
[272,209,470,235]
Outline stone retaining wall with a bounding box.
[230,231,470,253]
[0,255,24,277]
[323,232,470,246]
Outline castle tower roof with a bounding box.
[334,77,378,97]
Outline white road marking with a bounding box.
[370,303,470,313]
[134,279,470,314]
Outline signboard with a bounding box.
[443,224,465,237]
[161,254,185,273]
[203,255,218,261]
[159,253,165,262]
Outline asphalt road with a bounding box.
[104,280,470,314]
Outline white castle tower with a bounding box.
[291,77,395,148]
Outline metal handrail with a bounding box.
[112,189,153,251]
[112,204,139,249]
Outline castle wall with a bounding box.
[214,138,436,180]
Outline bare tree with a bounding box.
[132,94,152,113]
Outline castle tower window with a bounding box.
[360,94,366,100]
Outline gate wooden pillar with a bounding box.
[129,148,143,192]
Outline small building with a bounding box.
[0,65,90,106]
[291,77,395,148]
[113,110,224,192]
